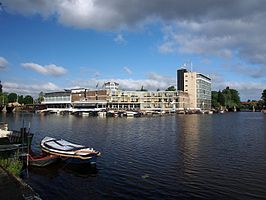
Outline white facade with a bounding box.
[42,87,189,112]
[183,71,211,110]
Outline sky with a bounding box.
[0,0,266,101]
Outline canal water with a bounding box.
[1,112,266,200]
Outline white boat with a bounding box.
[97,111,106,117]
[0,123,34,152]
[0,123,12,138]
[81,112,90,116]
[125,111,136,117]
[40,137,101,164]
[207,110,213,114]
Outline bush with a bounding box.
[0,153,23,177]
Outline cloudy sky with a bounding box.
[0,0,266,100]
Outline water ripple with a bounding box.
[1,112,266,199]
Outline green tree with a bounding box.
[230,89,240,106]
[8,93,17,103]
[23,95,33,104]
[18,95,24,104]
[165,86,176,91]
[211,91,220,109]
[261,89,266,106]
[222,87,232,107]
[0,93,8,105]
[221,87,241,109]
[37,91,44,103]
[257,100,264,110]
[218,90,225,107]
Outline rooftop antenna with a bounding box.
[181,62,187,69]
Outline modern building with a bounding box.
[43,90,72,111]
[0,80,2,94]
[177,68,211,110]
[177,68,187,91]
[71,88,107,110]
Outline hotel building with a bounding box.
[42,68,210,113]
[177,68,211,110]
[42,82,189,113]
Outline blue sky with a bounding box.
[1,0,266,101]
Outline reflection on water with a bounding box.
[22,162,98,179]
[178,115,200,182]
[1,112,266,200]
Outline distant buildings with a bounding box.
[42,67,211,113]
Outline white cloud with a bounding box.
[3,0,264,30]
[123,66,132,75]
[159,17,266,69]
[114,34,126,44]
[0,56,8,70]
[22,62,67,76]
[70,72,175,91]
[3,0,266,68]
[2,81,60,97]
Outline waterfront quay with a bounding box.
[0,166,39,200]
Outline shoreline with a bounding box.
[0,166,40,200]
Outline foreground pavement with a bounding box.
[0,166,40,200]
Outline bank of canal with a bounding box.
[0,166,40,200]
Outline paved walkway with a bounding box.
[0,166,40,200]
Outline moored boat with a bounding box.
[125,111,137,117]
[25,151,59,167]
[0,123,34,153]
[40,137,101,164]
[0,122,12,138]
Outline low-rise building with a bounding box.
[42,82,189,113]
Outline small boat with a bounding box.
[26,152,59,167]
[0,123,34,153]
[0,122,12,138]
[125,111,139,117]
[40,137,101,164]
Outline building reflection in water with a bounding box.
[178,115,201,179]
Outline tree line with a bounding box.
[212,87,240,110]
[212,87,266,111]
[0,91,44,105]
[0,92,34,105]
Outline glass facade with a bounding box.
[196,74,211,109]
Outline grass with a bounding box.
[0,152,23,177]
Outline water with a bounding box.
[1,112,266,200]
